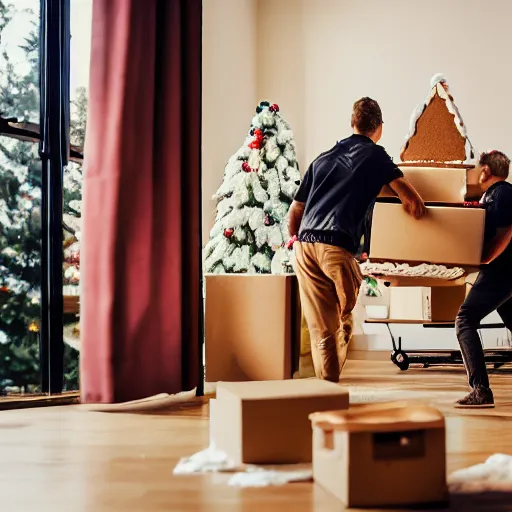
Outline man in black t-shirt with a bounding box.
[455,150,512,409]
[288,97,426,382]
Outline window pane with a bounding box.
[0,1,41,396]
[0,136,41,394]
[0,1,40,123]
[63,0,92,392]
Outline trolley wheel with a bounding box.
[423,362,430,369]
[391,350,410,371]
[494,363,504,369]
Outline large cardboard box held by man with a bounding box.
[370,203,485,267]
[214,379,349,465]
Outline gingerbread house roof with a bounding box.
[400,74,475,164]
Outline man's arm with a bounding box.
[371,146,426,220]
[289,165,313,238]
[389,177,427,220]
[288,200,305,237]
[481,186,512,264]
[482,227,512,264]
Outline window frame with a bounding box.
[0,0,76,395]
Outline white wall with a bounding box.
[256,0,306,171]
[202,0,258,243]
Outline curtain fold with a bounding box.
[80,0,202,403]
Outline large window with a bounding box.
[0,0,91,398]
[0,0,42,395]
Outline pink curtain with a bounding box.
[80,0,202,403]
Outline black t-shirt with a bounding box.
[294,134,403,255]
[481,180,512,269]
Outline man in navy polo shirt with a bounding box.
[288,97,426,382]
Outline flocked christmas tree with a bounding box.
[203,101,301,274]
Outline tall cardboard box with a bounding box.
[379,166,467,203]
[205,274,299,382]
[370,203,485,267]
[215,379,349,464]
[310,402,447,509]
[389,286,466,322]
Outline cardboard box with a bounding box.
[370,203,485,267]
[215,379,349,464]
[379,166,467,203]
[466,166,483,200]
[389,286,466,322]
[205,275,299,382]
[310,402,448,508]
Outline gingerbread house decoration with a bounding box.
[400,73,475,164]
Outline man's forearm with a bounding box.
[389,177,427,219]
[288,201,305,237]
[482,227,512,264]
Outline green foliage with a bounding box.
[363,276,381,297]
[0,2,85,393]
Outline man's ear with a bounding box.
[479,165,491,183]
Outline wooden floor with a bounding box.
[2,360,512,511]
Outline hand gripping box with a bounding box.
[310,401,448,509]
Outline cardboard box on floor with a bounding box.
[379,166,467,203]
[204,274,300,382]
[389,285,466,322]
[310,402,448,509]
[214,379,349,465]
[370,203,485,267]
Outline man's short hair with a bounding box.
[351,97,383,136]
[479,150,510,179]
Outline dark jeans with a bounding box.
[456,267,512,389]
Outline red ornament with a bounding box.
[248,128,264,150]
[242,162,251,173]
[0,285,8,293]
[269,104,280,113]
[224,228,234,238]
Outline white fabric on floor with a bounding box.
[450,454,512,484]
[172,445,313,486]
[173,446,239,474]
[228,467,312,487]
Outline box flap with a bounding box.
[216,379,348,401]
[310,401,445,432]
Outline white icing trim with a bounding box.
[430,73,446,88]
[402,75,475,162]
[361,261,465,280]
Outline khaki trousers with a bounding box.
[295,242,362,382]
